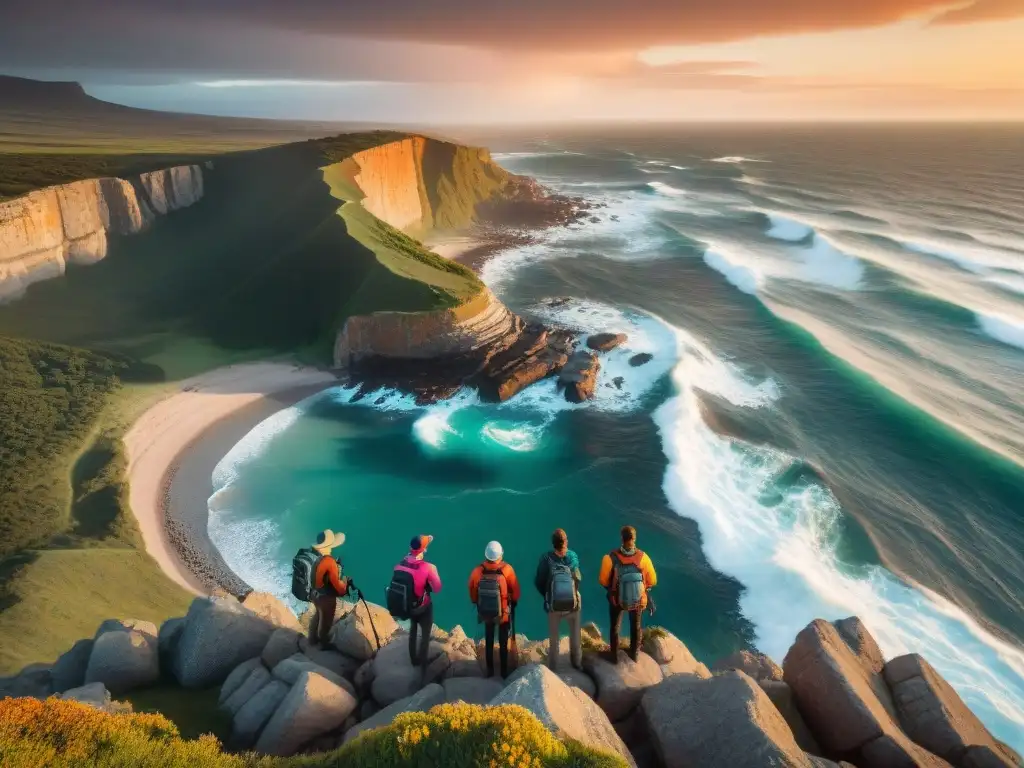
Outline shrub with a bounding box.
[321,703,628,768]
[0,696,244,768]
[0,698,628,768]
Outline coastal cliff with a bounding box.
[0,164,204,301]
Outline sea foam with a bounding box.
[653,322,1024,750]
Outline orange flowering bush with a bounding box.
[0,696,245,768]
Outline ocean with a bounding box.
[207,125,1024,749]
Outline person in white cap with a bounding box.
[468,540,521,677]
[293,529,350,647]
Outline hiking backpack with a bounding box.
[291,548,321,602]
[386,566,421,620]
[476,564,508,623]
[612,550,646,612]
[546,556,579,613]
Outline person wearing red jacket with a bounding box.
[468,541,521,678]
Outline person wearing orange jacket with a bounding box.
[468,541,521,678]
[598,526,657,663]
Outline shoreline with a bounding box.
[124,362,339,596]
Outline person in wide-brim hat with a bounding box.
[307,529,349,647]
[313,529,346,554]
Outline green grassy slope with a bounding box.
[0,130,506,674]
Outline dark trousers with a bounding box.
[409,601,434,669]
[308,595,337,647]
[484,620,511,677]
[609,602,642,662]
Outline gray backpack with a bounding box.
[612,550,646,612]
[546,556,579,612]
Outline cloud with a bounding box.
[930,0,1024,24]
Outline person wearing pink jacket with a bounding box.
[392,534,443,676]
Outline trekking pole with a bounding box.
[356,587,382,651]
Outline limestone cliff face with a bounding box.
[0,165,204,301]
[334,287,519,366]
[350,136,508,235]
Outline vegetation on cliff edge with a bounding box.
[0,698,628,768]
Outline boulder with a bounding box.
[330,601,396,661]
[443,676,504,705]
[884,654,1018,768]
[219,657,265,706]
[370,635,446,706]
[222,665,272,717]
[158,618,186,672]
[272,654,356,699]
[343,683,445,744]
[784,619,948,768]
[255,671,357,756]
[303,646,360,680]
[629,353,653,367]
[241,592,303,632]
[230,679,290,749]
[490,664,635,767]
[263,628,304,669]
[642,670,814,768]
[760,680,822,755]
[584,650,663,722]
[353,659,375,695]
[505,663,597,699]
[560,351,601,403]
[60,682,114,712]
[783,618,897,754]
[715,649,784,681]
[85,619,159,694]
[51,639,94,693]
[644,629,712,679]
[587,332,628,352]
[835,617,886,676]
[174,596,278,688]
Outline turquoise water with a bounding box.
[210,126,1024,750]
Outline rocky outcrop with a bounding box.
[329,598,398,661]
[884,654,1020,768]
[491,664,637,768]
[84,619,160,695]
[254,670,357,757]
[714,649,785,681]
[642,670,817,768]
[0,165,204,301]
[583,650,664,723]
[587,332,628,352]
[645,630,713,679]
[560,350,601,403]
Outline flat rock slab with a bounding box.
[255,670,357,756]
[642,670,814,768]
[584,650,664,722]
[272,654,356,699]
[491,664,636,767]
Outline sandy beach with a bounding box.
[124,362,338,595]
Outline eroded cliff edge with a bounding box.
[0,165,204,301]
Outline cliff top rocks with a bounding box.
[3,597,1018,768]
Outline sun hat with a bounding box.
[484,541,503,562]
[410,534,434,554]
[313,529,345,553]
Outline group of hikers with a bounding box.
[292,525,657,680]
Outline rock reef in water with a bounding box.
[0,165,205,301]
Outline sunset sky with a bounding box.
[1,0,1022,122]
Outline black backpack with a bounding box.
[476,564,507,624]
[386,566,421,620]
[291,548,321,602]
[546,556,579,613]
